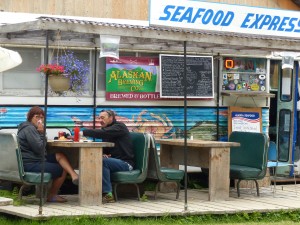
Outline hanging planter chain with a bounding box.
[48,31,71,92]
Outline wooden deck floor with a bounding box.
[1,184,300,220]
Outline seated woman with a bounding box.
[17,106,79,203]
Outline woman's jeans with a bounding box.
[102,157,130,194]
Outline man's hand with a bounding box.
[103,154,111,158]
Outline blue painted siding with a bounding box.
[0,106,269,141]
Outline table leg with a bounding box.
[160,144,174,167]
[78,147,103,205]
[208,147,230,201]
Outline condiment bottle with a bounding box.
[73,127,80,142]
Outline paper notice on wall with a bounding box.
[231,112,260,133]
[282,55,294,69]
[100,35,120,59]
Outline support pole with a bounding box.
[93,47,97,129]
[39,30,50,215]
[183,41,188,211]
[216,53,220,140]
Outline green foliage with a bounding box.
[53,51,90,94]
[143,180,156,191]
[187,178,205,189]
[140,194,148,202]
[0,186,25,206]
[0,189,13,198]
[2,208,300,225]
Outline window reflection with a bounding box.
[278,109,291,162]
[280,68,293,102]
[270,60,279,90]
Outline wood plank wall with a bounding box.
[204,0,300,10]
[0,0,299,20]
[0,0,149,20]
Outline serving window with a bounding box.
[222,57,267,92]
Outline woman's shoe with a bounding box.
[72,178,79,186]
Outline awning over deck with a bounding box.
[0,12,299,56]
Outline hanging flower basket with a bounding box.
[48,74,70,92]
[54,51,90,94]
[36,51,90,95]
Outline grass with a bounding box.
[1,182,300,224]
[2,211,300,225]
[1,188,300,224]
[0,187,25,206]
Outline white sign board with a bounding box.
[231,111,261,133]
[149,0,300,38]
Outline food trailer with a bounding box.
[0,0,300,178]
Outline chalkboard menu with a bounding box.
[160,54,214,98]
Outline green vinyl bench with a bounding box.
[111,132,150,201]
[147,134,184,200]
[0,131,52,200]
[229,131,269,197]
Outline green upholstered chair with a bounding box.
[111,132,149,201]
[0,131,52,200]
[229,131,269,197]
[147,135,184,200]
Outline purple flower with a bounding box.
[53,51,90,94]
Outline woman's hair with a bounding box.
[27,106,45,122]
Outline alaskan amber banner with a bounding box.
[106,57,159,100]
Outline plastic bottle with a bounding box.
[73,127,80,142]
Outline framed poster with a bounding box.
[228,106,262,135]
[105,57,160,100]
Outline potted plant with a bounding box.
[54,51,90,95]
[37,51,90,95]
[36,64,64,76]
[36,64,70,92]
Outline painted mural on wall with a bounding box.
[0,106,269,141]
[72,109,174,139]
[0,106,226,140]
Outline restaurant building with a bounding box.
[0,0,300,176]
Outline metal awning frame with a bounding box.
[0,16,300,56]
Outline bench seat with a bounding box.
[0,131,52,201]
[230,165,265,179]
[22,172,52,184]
[229,131,268,197]
[111,132,149,201]
[147,135,184,200]
[161,167,184,180]
[111,170,141,182]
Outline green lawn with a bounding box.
[2,211,300,225]
[2,188,300,225]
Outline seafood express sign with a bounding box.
[106,57,160,100]
[149,0,300,39]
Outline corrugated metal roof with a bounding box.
[0,13,299,55]
[39,16,300,43]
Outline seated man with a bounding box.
[83,109,134,203]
